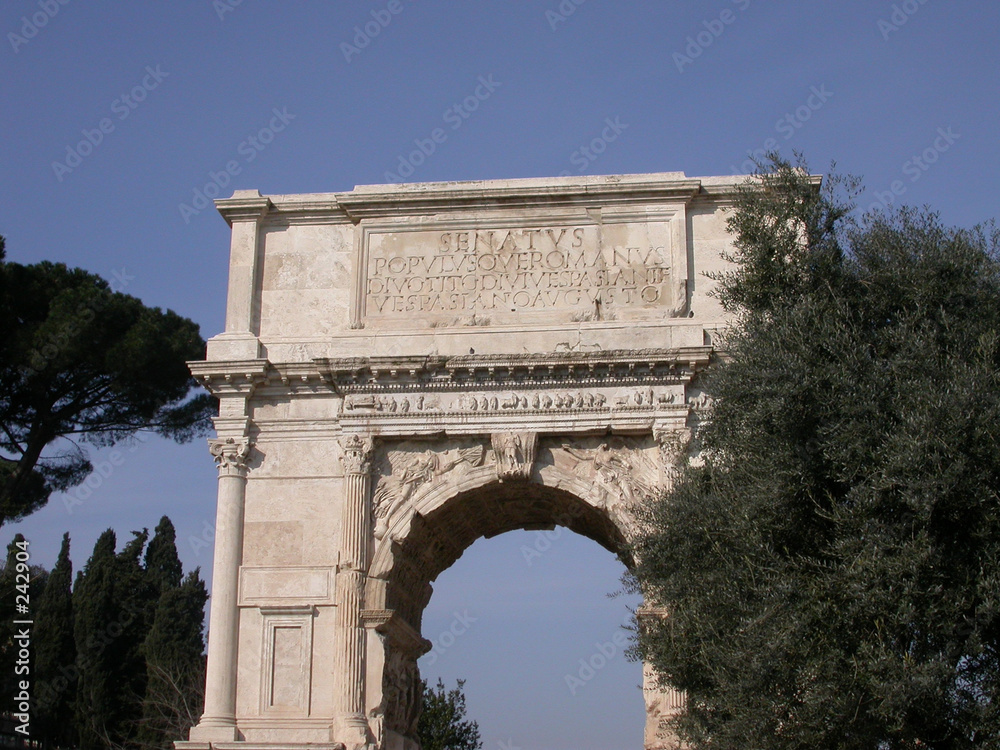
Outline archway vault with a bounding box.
[368,458,631,631]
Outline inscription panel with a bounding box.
[355,214,687,327]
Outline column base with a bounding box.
[187,720,241,742]
[333,717,372,750]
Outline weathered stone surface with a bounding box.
[182,171,750,749]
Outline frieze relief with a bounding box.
[344,385,681,417]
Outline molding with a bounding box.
[214,190,272,226]
[361,608,431,657]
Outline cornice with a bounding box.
[213,189,272,226]
[189,348,714,400]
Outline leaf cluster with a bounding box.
[632,156,1000,749]
[417,678,483,750]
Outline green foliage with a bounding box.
[631,156,1000,749]
[0,240,215,525]
[73,529,122,749]
[139,570,207,749]
[33,532,76,747]
[417,678,482,750]
[57,517,207,749]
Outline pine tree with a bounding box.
[33,532,76,747]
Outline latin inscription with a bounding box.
[364,223,680,320]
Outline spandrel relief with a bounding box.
[372,441,487,539]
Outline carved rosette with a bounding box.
[339,434,374,476]
[491,431,538,482]
[208,437,253,477]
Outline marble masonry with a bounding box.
[176,172,753,750]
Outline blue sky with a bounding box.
[2,1,997,748]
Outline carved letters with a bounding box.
[363,222,681,322]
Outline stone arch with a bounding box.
[362,434,680,750]
[368,462,631,625]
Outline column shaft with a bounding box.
[189,438,251,743]
[335,437,374,745]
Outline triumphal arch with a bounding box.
[178,172,739,750]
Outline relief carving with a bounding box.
[653,428,691,485]
[372,445,486,538]
[338,434,374,475]
[558,441,660,509]
[377,650,421,739]
[491,432,538,482]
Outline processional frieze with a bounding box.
[344,385,680,415]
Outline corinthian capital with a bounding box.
[209,437,253,475]
[339,434,375,476]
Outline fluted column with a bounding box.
[334,435,374,748]
[189,437,252,742]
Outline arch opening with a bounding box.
[364,471,643,749]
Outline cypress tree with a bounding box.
[73,529,119,749]
[33,532,75,747]
[143,516,183,624]
[112,529,153,746]
[140,569,208,748]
